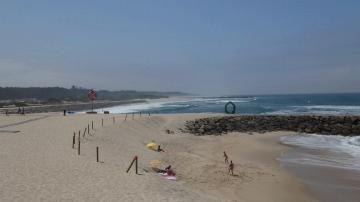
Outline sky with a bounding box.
[0,0,359,96]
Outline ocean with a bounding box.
[97,93,360,115]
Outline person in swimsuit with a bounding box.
[165,165,175,176]
[229,161,234,175]
[223,151,229,164]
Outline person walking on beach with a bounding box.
[228,161,234,175]
[223,151,229,164]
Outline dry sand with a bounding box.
[0,113,318,201]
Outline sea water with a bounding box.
[97,93,360,115]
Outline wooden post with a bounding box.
[135,156,138,174]
[96,146,99,162]
[125,114,128,121]
[88,124,90,134]
[92,121,94,130]
[72,132,75,149]
[78,134,81,155]
[126,156,138,173]
[140,112,142,117]
[83,127,87,137]
[102,119,104,126]
[113,117,115,124]
[79,130,81,138]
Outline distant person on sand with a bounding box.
[17,107,21,114]
[165,165,175,176]
[157,145,165,152]
[164,165,171,171]
[154,165,173,174]
[223,151,229,164]
[229,161,234,175]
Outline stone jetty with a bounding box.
[185,115,360,136]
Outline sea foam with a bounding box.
[280,134,360,171]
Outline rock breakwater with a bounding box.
[185,115,360,136]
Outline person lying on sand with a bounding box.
[223,151,229,164]
[165,165,176,176]
[228,161,234,175]
[153,165,176,176]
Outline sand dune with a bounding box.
[0,113,317,201]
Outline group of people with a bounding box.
[3,107,25,116]
[152,144,176,176]
[17,107,25,115]
[158,151,233,177]
[152,145,234,177]
[223,151,234,175]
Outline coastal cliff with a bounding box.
[185,115,360,136]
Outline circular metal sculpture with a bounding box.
[225,101,236,114]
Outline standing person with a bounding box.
[228,161,234,175]
[223,151,229,164]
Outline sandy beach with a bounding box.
[0,113,317,202]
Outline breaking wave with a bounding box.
[280,134,360,171]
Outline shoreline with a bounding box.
[0,96,193,115]
[0,99,147,114]
[280,148,360,202]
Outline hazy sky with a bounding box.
[0,0,359,95]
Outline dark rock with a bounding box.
[184,115,360,137]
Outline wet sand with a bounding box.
[280,147,360,202]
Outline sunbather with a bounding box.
[165,165,176,176]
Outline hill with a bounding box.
[0,87,186,103]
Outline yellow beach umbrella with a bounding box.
[146,142,156,149]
